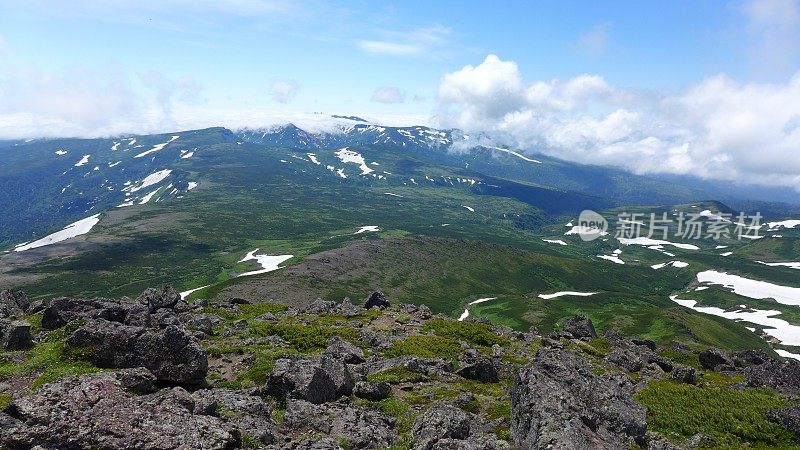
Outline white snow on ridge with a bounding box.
[757,261,800,270]
[542,239,568,246]
[180,285,211,300]
[720,251,733,257]
[565,226,608,237]
[538,291,597,300]
[768,220,800,230]
[355,226,380,234]
[307,153,320,165]
[139,188,160,204]
[651,261,689,269]
[334,148,373,175]
[458,297,498,321]
[237,249,293,277]
[670,295,800,348]
[384,192,403,198]
[74,155,90,167]
[617,237,699,250]
[129,169,172,192]
[696,270,800,306]
[597,254,625,264]
[479,145,542,163]
[462,205,475,212]
[55,149,67,156]
[187,181,199,191]
[14,214,101,252]
[134,135,180,158]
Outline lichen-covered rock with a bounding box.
[0,371,238,450]
[561,315,597,339]
[745,357,800,397]
[411,404,472,450]
[767,407,800,436]
[65,319,208,385]
[41,296,151,329]
[353,381,391,401]
[283,399,396,449]
[699,348,734,371]
[264,355,353,404]
[0,290,28,319]
[192,388,276,445]
[138,286,181,312]
[456,356,499,383]
[511,348,647,449]
[364,291,391,309]
[326,335,365,364]
[671,365,697,385]
[0,319,33,350]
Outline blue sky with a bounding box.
[1,0,799,188]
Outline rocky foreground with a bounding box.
[2,288,800,449]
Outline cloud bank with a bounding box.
[437,54,800,190]
[370,86,405,103]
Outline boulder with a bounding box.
[671,365,697,385]
[138,286,181,313]
[733,349,772,367]
[411,404,471,450]
[429,436,511,450]
[364,291,391,309]
[561,315,597,339]
[0,371,238,449]
[510,348,647,449]
[264,355,353,404]
[326,335,365,364]
[353,381,391,401]
[767,407,800,436]
[0,320,33,350]
[283,399,396,449]
[0,290,28,319]
[65,319,208,385]
[745,357,800,397]
[699,348,734,371]
[192,388,276,445]
[41,296,151,329]
[456,357,499,383]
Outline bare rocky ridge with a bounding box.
[1,288,800,449]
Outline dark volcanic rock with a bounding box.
[264,355,353,404]
[353,381,391,401]
[138,286,181,313]
[733,349,772,367]
[671,365,697,384]
[192,388,276,445]
[767,407,800,436]
[0,290,29,318]
[411,404,471,450]
[561,315,597,339]
[744,357,800,397]
[511,348,646,449]
[283,399,396,449]
[326,335,365,364]
[699,348,734,371]
[65,319,208,385]
[364,291,391,309]
[456,357,499,383]
[0,320,33,350]
[41,296,151,329]
[0,371,237,450]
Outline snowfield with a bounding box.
[14,214,101,252]
[458,297,498,321]
[617,237,699,250]
[334,148,373,175]
[134,135,180,158]
[538,291,597,300]
[355,226,380,234]
[564,226,608,237]
[651,261,689,269]
[74,155,90,167]
[237,249,293,277]
[129,169,172,192]
[768,220,800,230]
[542,239,568,246]
[696,270,800,306]
[757,261,800,270]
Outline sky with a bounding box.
[1,0,800,189]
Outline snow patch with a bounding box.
[617,237,699,250]
[14,214,101,252]
[134,135,179,158]
[237,249,293,277]
[74,155,90,167]
[334,148,373,175]
[542,239,568,246]
[538,291,597,300]
[355,226,380,234]
[696,270,800,306]
[458,297,498,321]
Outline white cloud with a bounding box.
[271,79,299,103]
[370,86,405,104]
[358,25,452,58]
[0,65,203,138]
[575,23,611,58]
[743,0,800,76]
[436,54,800,190]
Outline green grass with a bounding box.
[384,335,464,361]
[200,303,288,321]
[637,380,799,448]
[247,322,360,353]
[422,318,509,348]
[0,393,11,409]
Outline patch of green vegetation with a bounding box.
[657,348,701,369]
[384,335,464,361]
[247,322,359,353]
[637,380,799,448]
[201,303,288,321]
[0,393,11,410]
[701,371,744,386]
[423,318,509,348]
[486,400,511,421]
[356,397,416,434]
[575,338,611,357]
[366,366,429,384]
[454,380,508,398]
